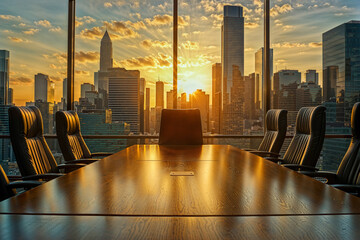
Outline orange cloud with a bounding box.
[120,54,172,68]
[80,27,103,39]
[8,36,28,43]
[11,76,32,85]
[23,28,39,35]
[140,39,171,49]
[270,4,293,17]
[34,19,52,28]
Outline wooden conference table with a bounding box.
[1,145,360,239]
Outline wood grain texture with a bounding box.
[0,214,359,240]
[1,145,360,216]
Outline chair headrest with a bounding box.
[296,105,326,134]
[56,111,80,135]
[265,109,287,131]
[8,106,43,138]
[351,102,360,138]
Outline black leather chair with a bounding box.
[56,111,111,164]
[302,102,360,196]
[248,109,287,157]
[8,106,84,181]
[267,105,326,170]
[0,165,42,201]
[159,109,203,145]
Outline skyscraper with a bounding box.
[212,63,222,133]
[221,5,244,134]
[155,81,164,132]
[81,83,95,99]
[100,31,113,72]
[95,31,114,93]
[190,89,210,133]
[166,90,173,109]
[145,88,150,133]
[321,20,360,171]
[323,20,360,124]
[34,73,54,102]
[108,68,140,134]
[305,70,319,84]
[8,88,13,105]
[0,50,9,105]
[255,48,273,110]
[140,78,145,134]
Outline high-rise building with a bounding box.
[272,70,301,112]
[100,30,113,72]
[323,66,338,102]
[95,31,114,92]
[81,83,95,99]
[221,5,244,134]
[140,78,145,134]
[212,63,222,133]
[108,68,140,134]
[34,73,53,102]
[0,50,9,105]
[166,90,173,109]
[156,81,164,108]
[145,88,150,133]
[8,88,13,105]
[322,20,360,171]
[190,89,210,132]
[323,20,360,125]
[296,82,322,110]
[305,70,319,84]
[255,48,273,110]
[244,73,256,120]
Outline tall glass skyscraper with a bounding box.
[0,50,9,105]
[321,20,360,171]
[221,5,244,134]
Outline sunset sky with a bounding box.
[0,0,359,106]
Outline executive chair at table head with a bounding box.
[56,111,111,164]
[8,106,84,181]
[278,105,326,169]
[159,109,203,145]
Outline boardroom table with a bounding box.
[1,145,360,239]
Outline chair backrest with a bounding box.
[282,105,326,166]
[0,165,15,202]
[56,111,91,162]
[159,109,203,145]
[8,106,58,177]
[257,109,287,154]
[337,102,360,184]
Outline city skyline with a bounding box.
[1,0,359,106]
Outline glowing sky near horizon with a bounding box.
[0,0,359,106]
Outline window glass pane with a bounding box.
[0,0,67,175]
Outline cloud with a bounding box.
[124,20,146,30]
[309,42,322,48]
[49,26,62,32]
[49,64,58,69]
[76,16,96,27]
[104,2,112,8]
[11,76,33,85]
[75,51,99,63]
[76,70,90,75]
[80,27,103,39]
[253,0,263,8]
[103,21,139,38]
[120,54,172,68]
[23,28,39,35]
[140,39,171,49]
[270,4,293,17]
[8,36,28,43]
[145,14,172,26]
[49,76,62,82]
[245,22,260,29]
[34,20,52,28]
[181,41,199,50]
[129,13,141,19]
[0,15,22,21]
[272,42,322,48]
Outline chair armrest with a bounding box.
[66,159,99,164]
[8,180,43,190]
[282,164,319,171]
[330,184,360,196]
[91,152,112,157]
[242,148,257,152]
[300,171,338,184]
[249,151,280,157]
[57,164,86,173]
[22,173,65,181]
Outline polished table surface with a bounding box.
[1,145,360,216]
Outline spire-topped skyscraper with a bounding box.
[100,30,113,72]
